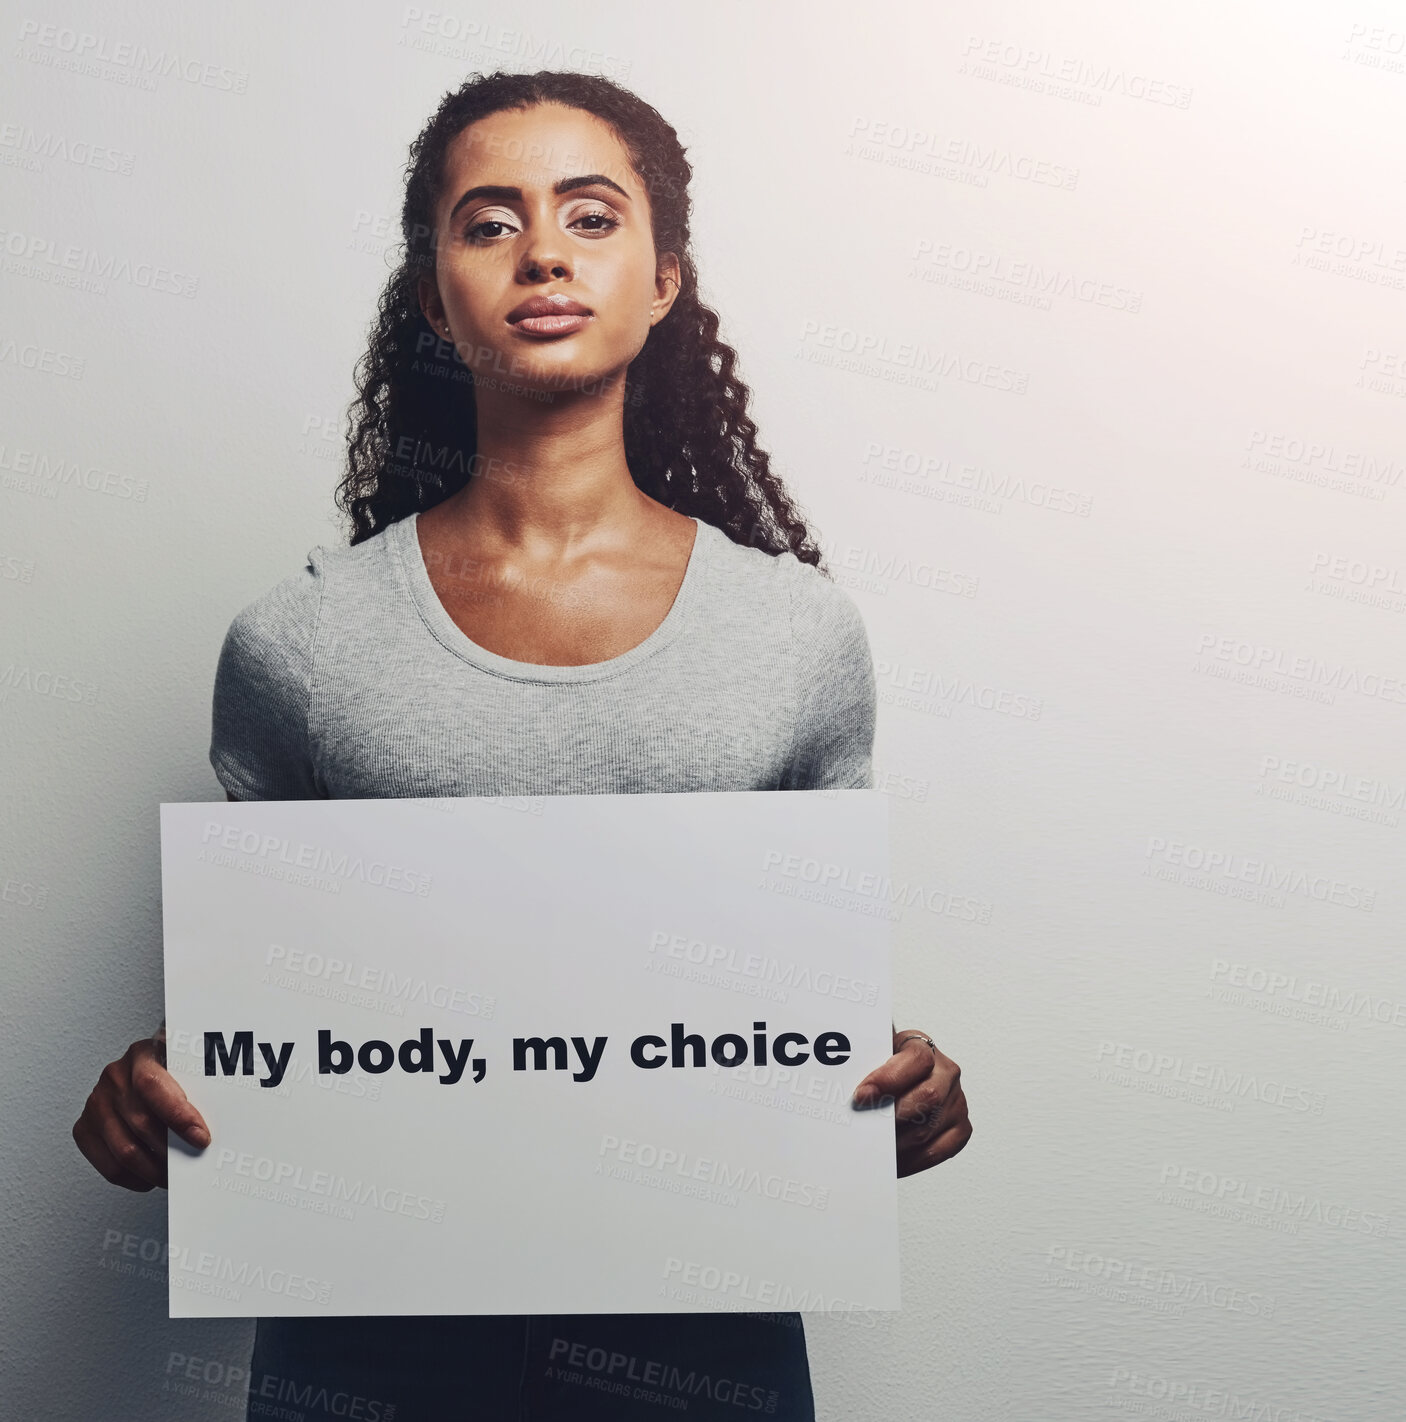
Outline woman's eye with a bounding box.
[463,210,618,243]
[571,211,620,235]
[466,219,513,242]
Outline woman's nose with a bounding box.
[518,247,572,282]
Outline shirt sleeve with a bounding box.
[782,562,878,790]
[209,556,324,801]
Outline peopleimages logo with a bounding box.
[858,441,1093,517]
[1257,754,1404,820]
[14,20,249,92]
[0,227,198,296]
[100,1230,332,1305]
[0,663,99,705]
[213,1147,447,1224]
[661,1257,878,1323]
[0,444,142,498]
[199,821,432,897]
[1043,1245,1274,1318]
[0,121,136,175]
[648,929,880,1006]
[910,238,1144,313]
[1210,959,1406,1027]
[958,35,1194,109]
[875,658,1044,719]
[1144,835,1376,912]
[1105,1366,1339,1422]
[598,1134,830,1211]
[1193,633,1406,705]
[265,942,495,1020]
[822,539,980,599]
[760,850,993,923]
[846,116,1080,190]
[1244,428,1404,500]
[395,9,630,79]
[797,318,1029,394]
[546,1336,776,1413]
[1157,1163,1392,1238]
[1095,1039,1326,1116]
[0,338,84,379]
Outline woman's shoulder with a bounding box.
[209,530,398,791]
[210,531,394,801]
[700,525,876,790]
[222,524,396,647]
[700,521,870,657]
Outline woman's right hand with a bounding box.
[72,1037,210,1192]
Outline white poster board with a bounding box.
[160,790,899,1319]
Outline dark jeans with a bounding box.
[244,1310,815,1420]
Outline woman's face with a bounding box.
[419,101,680,400]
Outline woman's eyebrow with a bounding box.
[449,173,631,222]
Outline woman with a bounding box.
[73,70,971,1420]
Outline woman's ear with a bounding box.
[418,275,447,336]
[653,253,682,320]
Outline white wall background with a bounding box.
[4,0,1404,1417]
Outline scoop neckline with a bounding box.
[391,511,709,684]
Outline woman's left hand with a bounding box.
[852,1028,972,1177]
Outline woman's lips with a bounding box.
[506,293,592,338]
[509,312,592,337]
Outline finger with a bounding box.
[894,1078,967,1132]
[94,1059,165,1156]
[852,1042,935,1107]
[888,1055,961,1124]
[130,1049,210,1148]
[73,1114,156,1192]
[892,1089,950,1132]
[93,1100,167,1189]
[898,1118,974,1177]
[118,1096,168,1157]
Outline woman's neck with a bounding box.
[446,385,646,555]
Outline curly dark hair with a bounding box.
[334,69,825,569]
